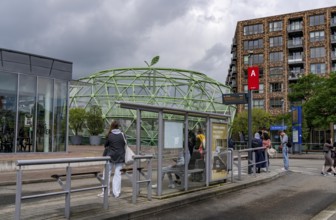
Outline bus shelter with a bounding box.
[117,101,231,196]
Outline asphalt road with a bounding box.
[147,159,336,220]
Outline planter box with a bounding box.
[70,135,82,145]
[89,136,101,146]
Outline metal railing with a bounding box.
[15,157,111,220]
[235,147,269,180]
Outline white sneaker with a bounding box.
[97,192,104,197]
[97,192,110,197]
[152,184,157,188]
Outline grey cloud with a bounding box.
[0,0,335,83]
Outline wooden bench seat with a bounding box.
[51,171,101,188]
[51,171,100,180]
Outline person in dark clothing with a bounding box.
[252,132,266,173]
[228,137,235,149]
[188,129,196,156]
[98,120,126,198]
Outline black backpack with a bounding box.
[287,136,292,148]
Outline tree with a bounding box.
[69,107,86,136]
[288,73,336,135]
[288,73,323,103]
[303,73,336,129]
[86,105,104,136]
[231,108,275,140]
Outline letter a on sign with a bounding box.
[248,66,259,90]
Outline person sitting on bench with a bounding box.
[153,149,188,189]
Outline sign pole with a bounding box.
[247,52,258,174]
[248,90,252,174]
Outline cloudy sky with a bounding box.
[1,0,335,83]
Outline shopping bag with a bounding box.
[267,147,276,158]
[125,145,135,165]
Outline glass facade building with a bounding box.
[0,48,72,153]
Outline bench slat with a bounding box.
[51,171,100,179]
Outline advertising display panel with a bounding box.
[164,121,183,149]
[211,123,228,181]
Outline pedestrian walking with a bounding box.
[321,138,336,176]
[279,130,289,171]
[98,120,126,198]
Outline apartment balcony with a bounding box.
[231,52,237,61]
[287,39,303,49]
[231,67,237,74]
[288,55,304,65]
[231,59,237,66]
[231,38,237,53]
[287,25,303,35]
[331,35,336,44]
[331,51,336,61]
[331,18,336,28]
[288,70,304,81]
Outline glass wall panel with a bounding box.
[53,80,67,152]
[0,71,17,153]
[36,77,53,152]
[17,74,36,152]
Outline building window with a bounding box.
[243,85,248,93]
[309,14,324,26]
[243,39,263,50]
[256,84,264,93]
[288,20,302,31]
[243,84,264,93]
[253,99,264,109]
[288,51,303,62]
[269,21,283,32]
[270,98,283,108]
[310,31,325,42]
[269,36,283,47]
[243,54,263,65]
[270,52,283,62]
[310,63,326,74]
[288,37,302,47]
[332,63,336,72]
[310,47,325,58]
[270,82,282,92]
[269,67,283,78]
[243,24,263,35]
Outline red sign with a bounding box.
[248,66,259,90]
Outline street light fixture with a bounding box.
[281,98,285,127]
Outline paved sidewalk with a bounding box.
[0,146,325,219]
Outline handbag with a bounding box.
[122,133,135,165]
[267,147,276,157]
[125,145,135,165]
[331,150,336,158]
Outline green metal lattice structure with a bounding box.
[69,67,236,145]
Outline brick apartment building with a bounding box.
[225,6,336,143]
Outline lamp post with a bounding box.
[247,50,253,174]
